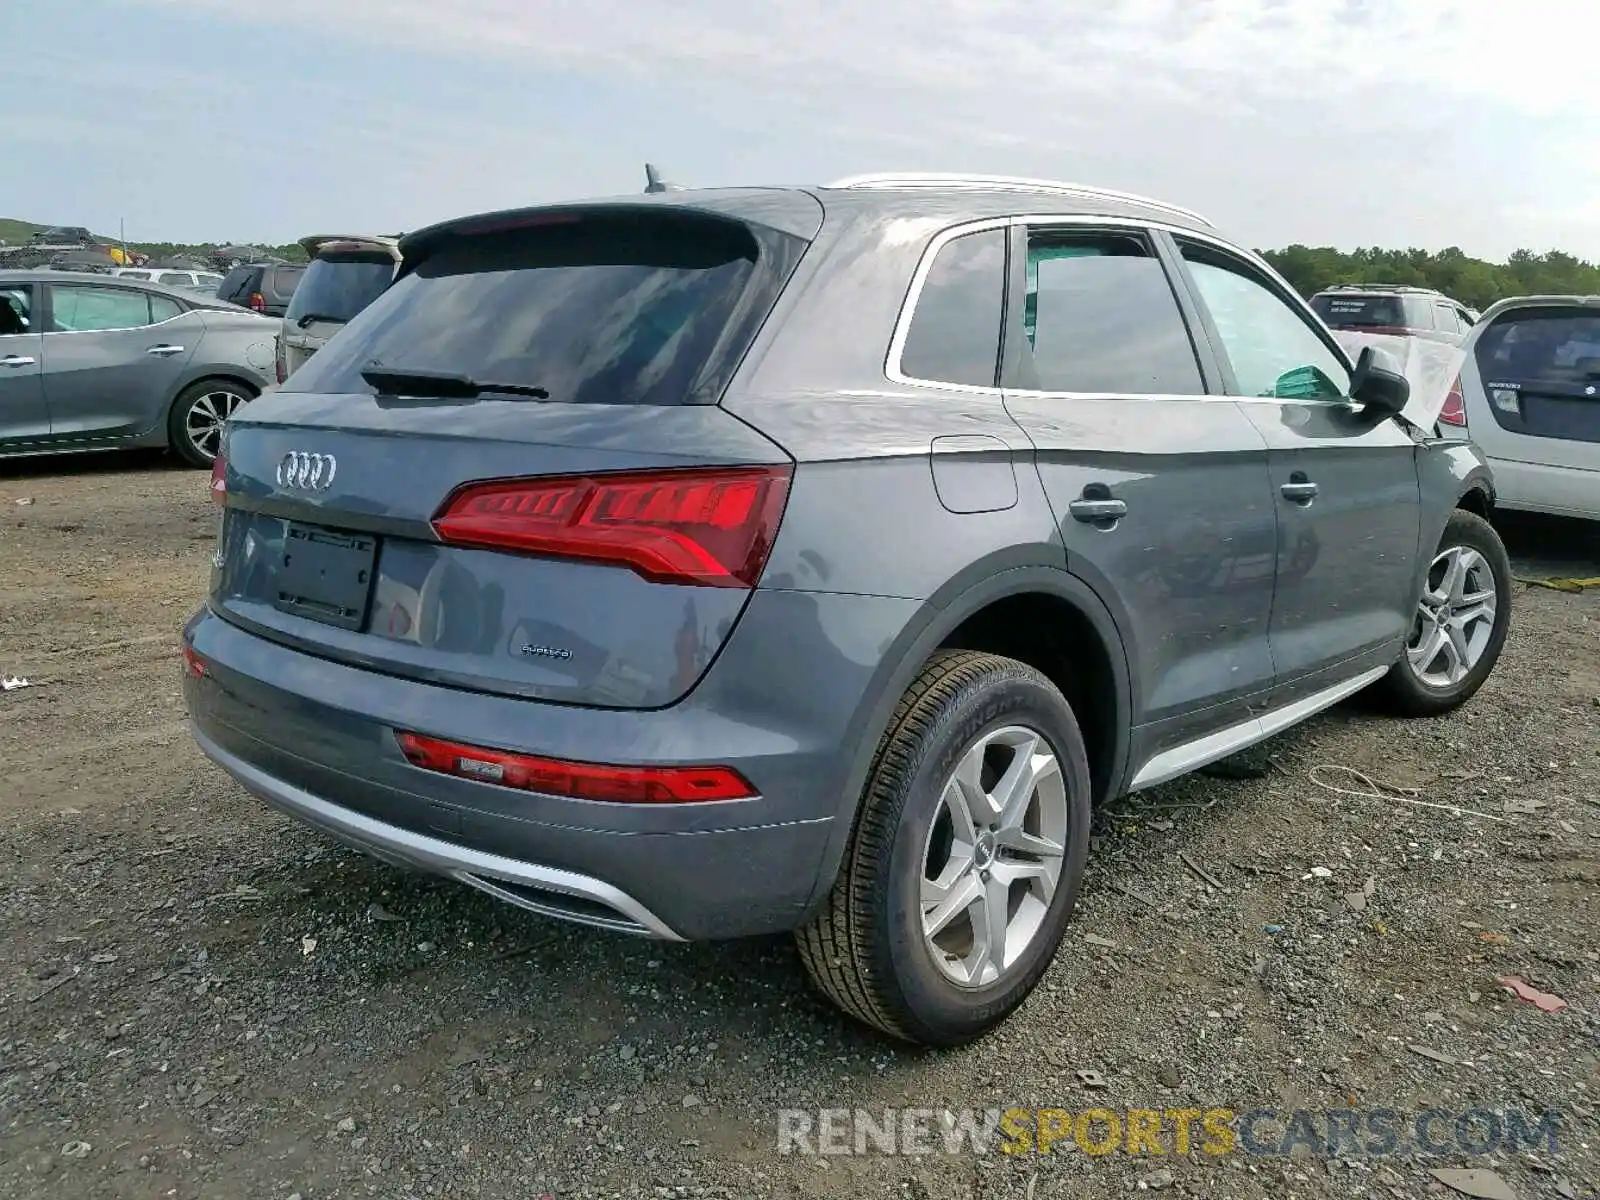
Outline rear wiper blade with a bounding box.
[359,366,549,400]
[295,312,345,328]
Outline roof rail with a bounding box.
[1323,282,1439,294]
[821,172,1214,228]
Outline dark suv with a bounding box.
[217,262,305,317]
[31,226,95,245]
[184,173,1509,1046]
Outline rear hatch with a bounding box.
[211,196,818,708]
[281,241,398,379]
[1473,304,1600,453]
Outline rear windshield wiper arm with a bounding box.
[295,312,346,328]
[359,366,550,400]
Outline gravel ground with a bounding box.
[1,452,1596,1200]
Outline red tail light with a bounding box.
[432,465,792,588]
[248,292,266,312]
[182,645,207,678]
[1439,378,1467,427]
[395,731,756,803]
[210,454,227,503]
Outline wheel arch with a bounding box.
[802,559,1133,917]
[167,371,263,413]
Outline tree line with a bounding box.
[107,236,1600,307]
[1258,245,1600,310]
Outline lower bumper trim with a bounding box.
[193,726,685,940]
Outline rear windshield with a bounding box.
[218,266,255,299]
[285,254,394,324]
[282,210,803,405]
[1311,293,1412,328]
[1475,308,1600,384]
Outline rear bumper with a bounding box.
[182,586,923,939]
[1484,456,1600,520]
[194,726,686,938]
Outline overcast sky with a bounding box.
[3,0,1592,259]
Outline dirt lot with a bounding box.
[1,453,1597,1200]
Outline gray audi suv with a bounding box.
[183,173,1509,1045]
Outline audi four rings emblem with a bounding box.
[276,451,337,491]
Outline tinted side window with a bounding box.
[899,229,1005,387]
[48,286,153,332]
[158,272,191,286]
[1179,242,1351,400]
[1022,230,1203,394]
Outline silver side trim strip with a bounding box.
[192,728,686,940]
[1128,666,1389,791]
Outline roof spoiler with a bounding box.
[644,163,681,194]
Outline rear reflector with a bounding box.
[395,731,756,803]
[432,465,792,588]
[1439,377,1467,427]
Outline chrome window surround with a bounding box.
[38,281,190,336]
[884,214,1356,402]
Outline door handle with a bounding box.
[1068,497,1128,523]
[1280,480,1319,504]
[146,344,185,357]
[1,354,35,367]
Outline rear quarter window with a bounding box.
[269,266,305,301]
[282,209,804,405]
[897,228,1005,387]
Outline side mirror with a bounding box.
[1349,345,1410,417]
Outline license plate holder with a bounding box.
[273,523,378,631]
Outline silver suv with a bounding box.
[275,235,399,383]
[184,173,1511,1046]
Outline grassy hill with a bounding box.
[0,217,46,245]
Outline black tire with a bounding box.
[795,650,1093,1046]
[1371,509,1512,717]
[167,379,255,468]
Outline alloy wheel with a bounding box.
[1406,545,1498,688]
[185,389,246,461]
[920,725,1069,988]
